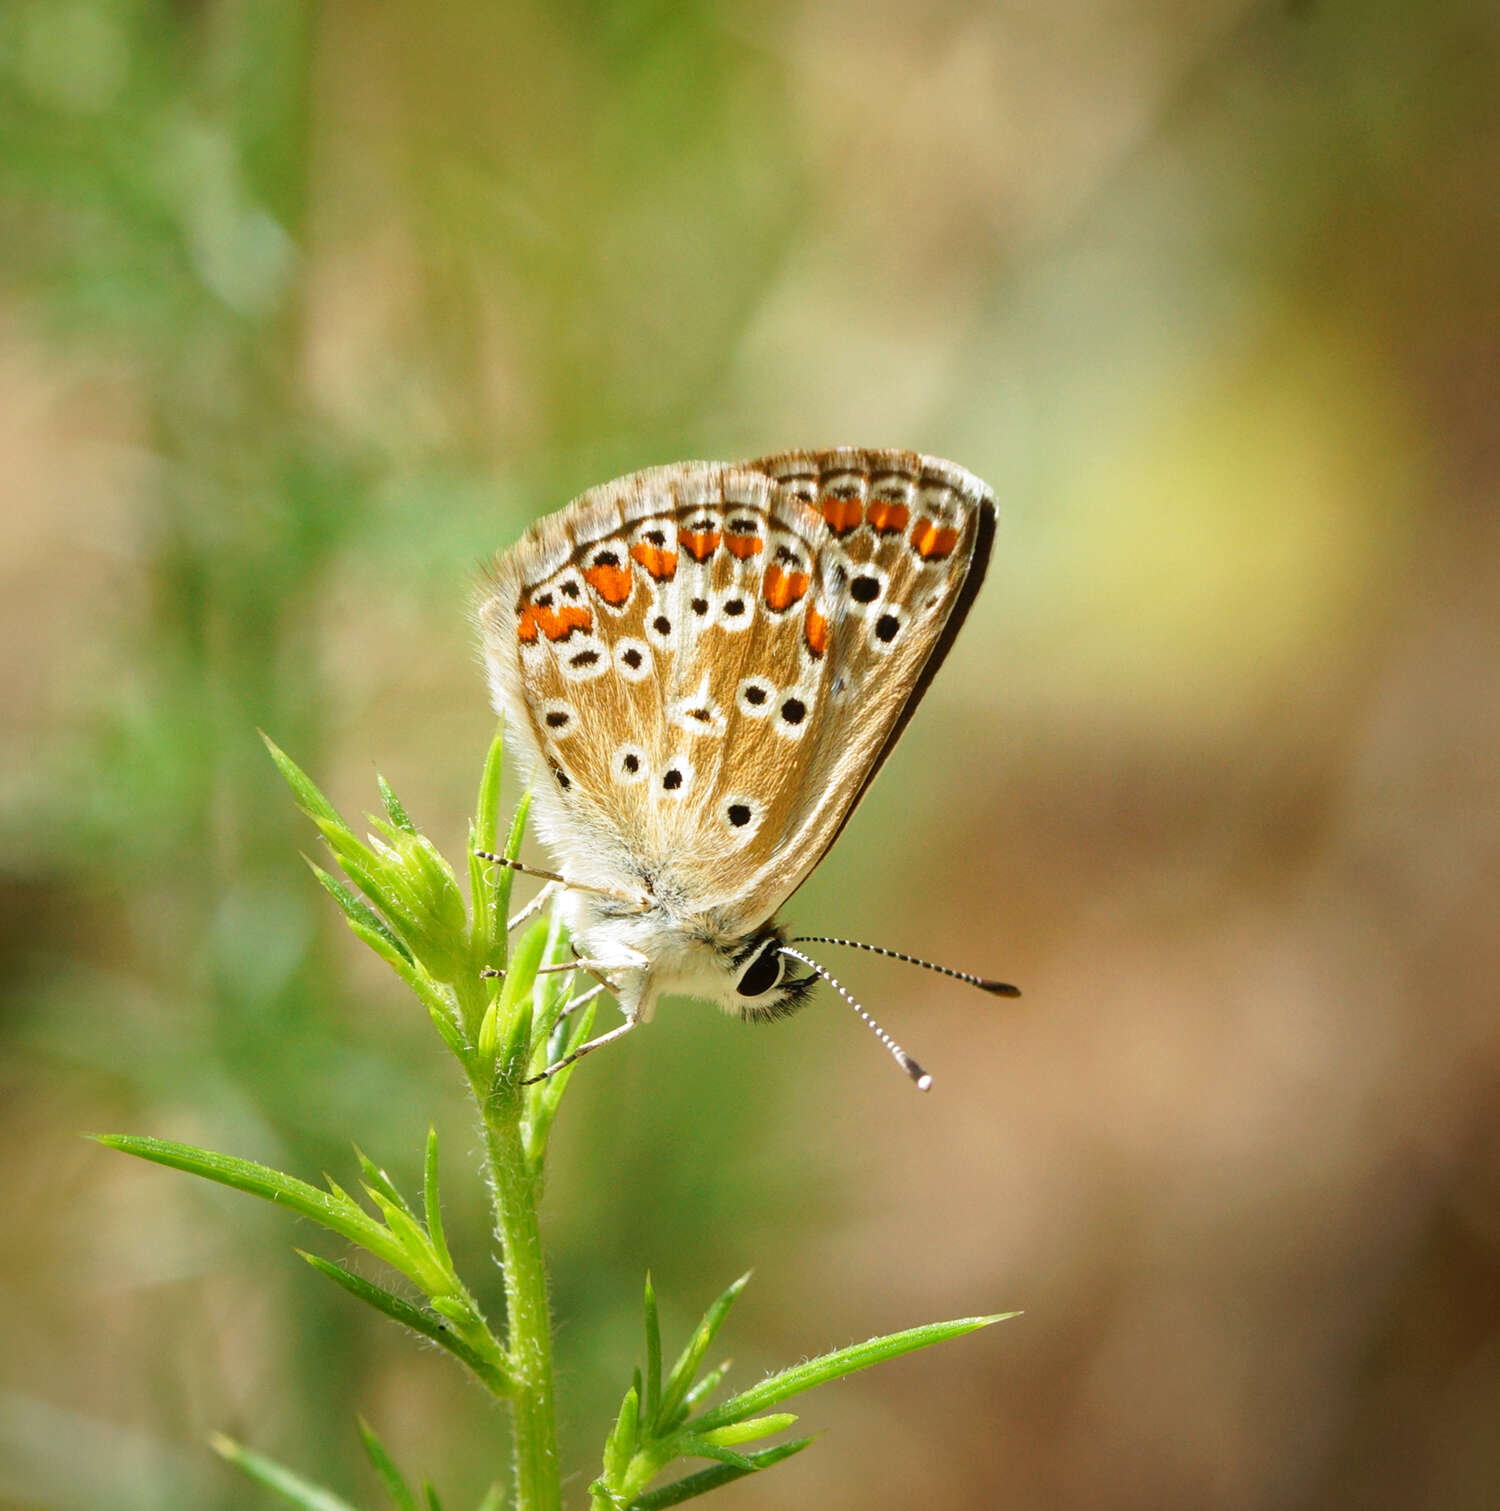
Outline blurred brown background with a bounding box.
[4,1,1500,1507]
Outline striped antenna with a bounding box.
[779,945,932,1091]
[790,935,1020,997]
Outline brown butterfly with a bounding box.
[476,449,1017,1088]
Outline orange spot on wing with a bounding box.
[630,541,678,580]
[866,499,910,535]
[678,527,722,562]
[763,563,809,612]
[803,605,829,658]
[910,517,961,560]
[520,599,593,642]
[583,561,633,606]
[821,496,863,536]
[725,532,764,560]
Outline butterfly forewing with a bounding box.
[478,450,995,936]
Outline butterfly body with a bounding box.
[478,449,996,1041]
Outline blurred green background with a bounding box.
[4,0,1499,1507]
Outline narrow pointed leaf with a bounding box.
[355,1149,414,1217]
[423,1127,452,1273]
[493,792,530,938]
[361,1194,443,1290]
[377,775,417,833]
[95,1136,396,1261]
[670,1441,756,1473]
[680,1361,729,1415]
[527,912,573,1046]
[643,1274,662,1427]
[657,1274,750,1430]
[316,837,418,941]
[692,1314,1014,1433]
[358,1419,419,1511]
[297,1253,509,1393]
[305,859,412,963]
[262,733,346,830]
[346,918,417,975]
[627,1439,813,1510]
[602,1382,640,1484]
[475,1486,505,1511]
[695,1413,797,1448]
[470,730,507,972]
[525,996,597,1175]
[473,725,506,859]
[422,992,469,1059]
[489,917,547,1074]
[422,1484,445,1511]
[211,1433,365,1511]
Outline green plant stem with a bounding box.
[480,1082,560,1511]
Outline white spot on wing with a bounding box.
[736,676,776,718]
[614,637,653,681]
[614,743,649,784]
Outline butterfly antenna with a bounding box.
[778,945,932,1091]
[789,936,1020,997]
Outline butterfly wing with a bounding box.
[477,450,995,937]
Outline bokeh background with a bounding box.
[4,0,1499,1507]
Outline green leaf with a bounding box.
[211,1433,366,1511]
[421,992,469,1059]
[472,725,506,859]
[261,732,346,830]
[667,1441,755,1473]
[524,994,597,1176]
[695,1414,797,1448]
[355,1148,414,1217]
[468,825,495,975]
[655,1273,750,1432]
[423,1127,452,1273]
[602,1381,640,1484]
[361,1191,445,1293]
[643,1274,662,1428]
[421,1484,445,1511]
[305,858,413,963]
[377,775,417,833]
[474,1487,505,1511]
[494,791,530,934]
[358,1418,419,1511]
[346,917,422,976]
[627,1439,812,1510]
[679,1361,729,1416]
[296,1252,509,1394]
[527,912,575,1047]
[691,1314,1014,1434]
[95,1135,399,1265]
[480,917,547,1074]
[315,830,418,942]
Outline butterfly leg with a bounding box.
[521,1010,641,1085]
[535,957,628,977]
[553,979,609,1021]
[506,879,559,933]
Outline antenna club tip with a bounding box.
[915,1072,934,1092]
[982,981,1022,997]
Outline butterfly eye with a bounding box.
[736,941,786,998]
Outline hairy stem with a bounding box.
[480,1081,560,1511]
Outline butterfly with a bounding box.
[476,448,1017,1089]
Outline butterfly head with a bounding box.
[726,926,818,1021]
[564,885,817,1025]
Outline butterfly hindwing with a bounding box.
[477,450,995,935]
